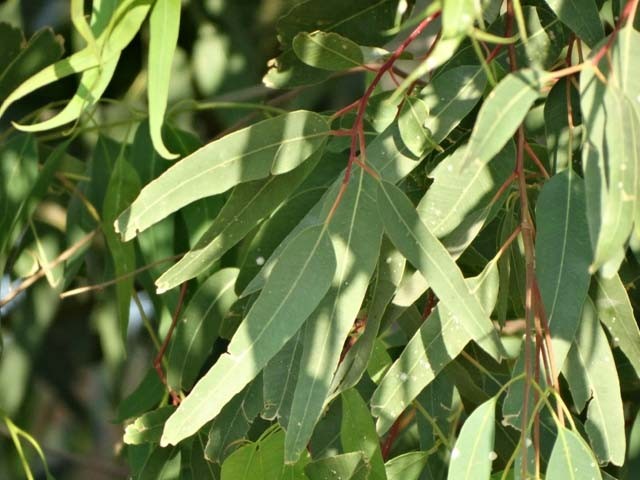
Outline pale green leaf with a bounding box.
[543,0,604,48]
[293,31,364,71]
[166,269,238,392]
[442,0,479,38]
[341,389,386,480]
[371,261,499,433]
[115,110,330,241]
[124,406,176,445]
[398,96,440,156]
[155,151,319,292]
[564,299,625,465]
[148,0,180,159]
[544,79,581,173]
[284,166,382,462]
[385,451,430,480]
[160,225,336,446]
[547,427,602,480]
[447,397,497,480]
[376,180,504,360]
[461,69,542,170]
[593,273,640,377]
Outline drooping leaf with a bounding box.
[292,31,364,71]
[546,427,602,480]
[543,0,604,48]
[625,410,640,479]
[166,268,239,392]
[446,396,497,480]
[155,151,320,292]
[160,225,336,446]
[592,273,640,378]
[115,111,330,241]
[461,69,542,171]
[148,0,181,159]
[371,261,499,433]
[376,180,504,360]
[284,165,382,462]
[116,368,165,422]
[442,0,479,39]
[183,434,219,480]
[341,389,387,480]
[138,447,181,480]
[544,79,581,173]
[205,376,263,463]
[564,299,625,466]
[535,169,592,374]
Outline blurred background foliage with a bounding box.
[0,0,369,477]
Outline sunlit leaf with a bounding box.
[398,96,440,156]
[124,406,176,445]
[293,31,364,70]
[160,225,336,446]
[546,427,602,480]
[385,451,430,480]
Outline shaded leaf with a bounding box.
[116,368,165,422]
[138,447,181,480]
[547,427,602,480]
[398,96,440,156]
[305,452,369,480]
[543,0,603,48]
[160,225,336,446]
[385,451,429,480]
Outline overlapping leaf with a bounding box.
[547,427,602,480]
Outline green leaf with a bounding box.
[166,268,238,392]
[385,451,430,480]
[341,389,387,480]
[592,273,640,378]
[546,427,602,480]
[138,447,181,480]
[124,406,176,445]
[205,376,263,463]
[564,299,625,466]
[115,110,330,241]
[371,261,499,433]
[398,96,441,156]
[460,69,542,171]
[285,165,382,462]
[624,410,640,479]
[221,430,309,480]
[544,79,581,173]
[116,368,165,422]
[155,151,320,292]
[305,452,369,480]
[293,31,364,70]
[183,434,219,480]
[417,141,515,257]
[422,65,487,143]
[543,0,604,48]
[535,170,592,374]
[148,0,180,159]
[160,225,336,446]
[442,0,479,38]
[376,180,504,360]
[447,397,497,480]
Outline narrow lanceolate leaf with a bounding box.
[160,225,336,446]
[417,141,514,257]
[421,65,487,143]
[285,167,382,462]
[385,452,430,480]
[398,96,440,157]
[377,181,504,359]
[447,397,497,480]
[461,69,541,171]
[138,447,181,480]
[544,79,581,173]
[115,111,330,241]
[593,274,640,377]
[371,261,499,434]
[148,0,180,159]
[292,31,364,71]
[442,0,478,38]
[341,389,387,480]
[535,170,592,373]
[166,269,238,391]
[155,152,319,292]
[261,329,304,426]
[611,23,640,120]
[547,427,603,480]
[205,377,263,463]
[564,299,625,466]
[543,0,603,48]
